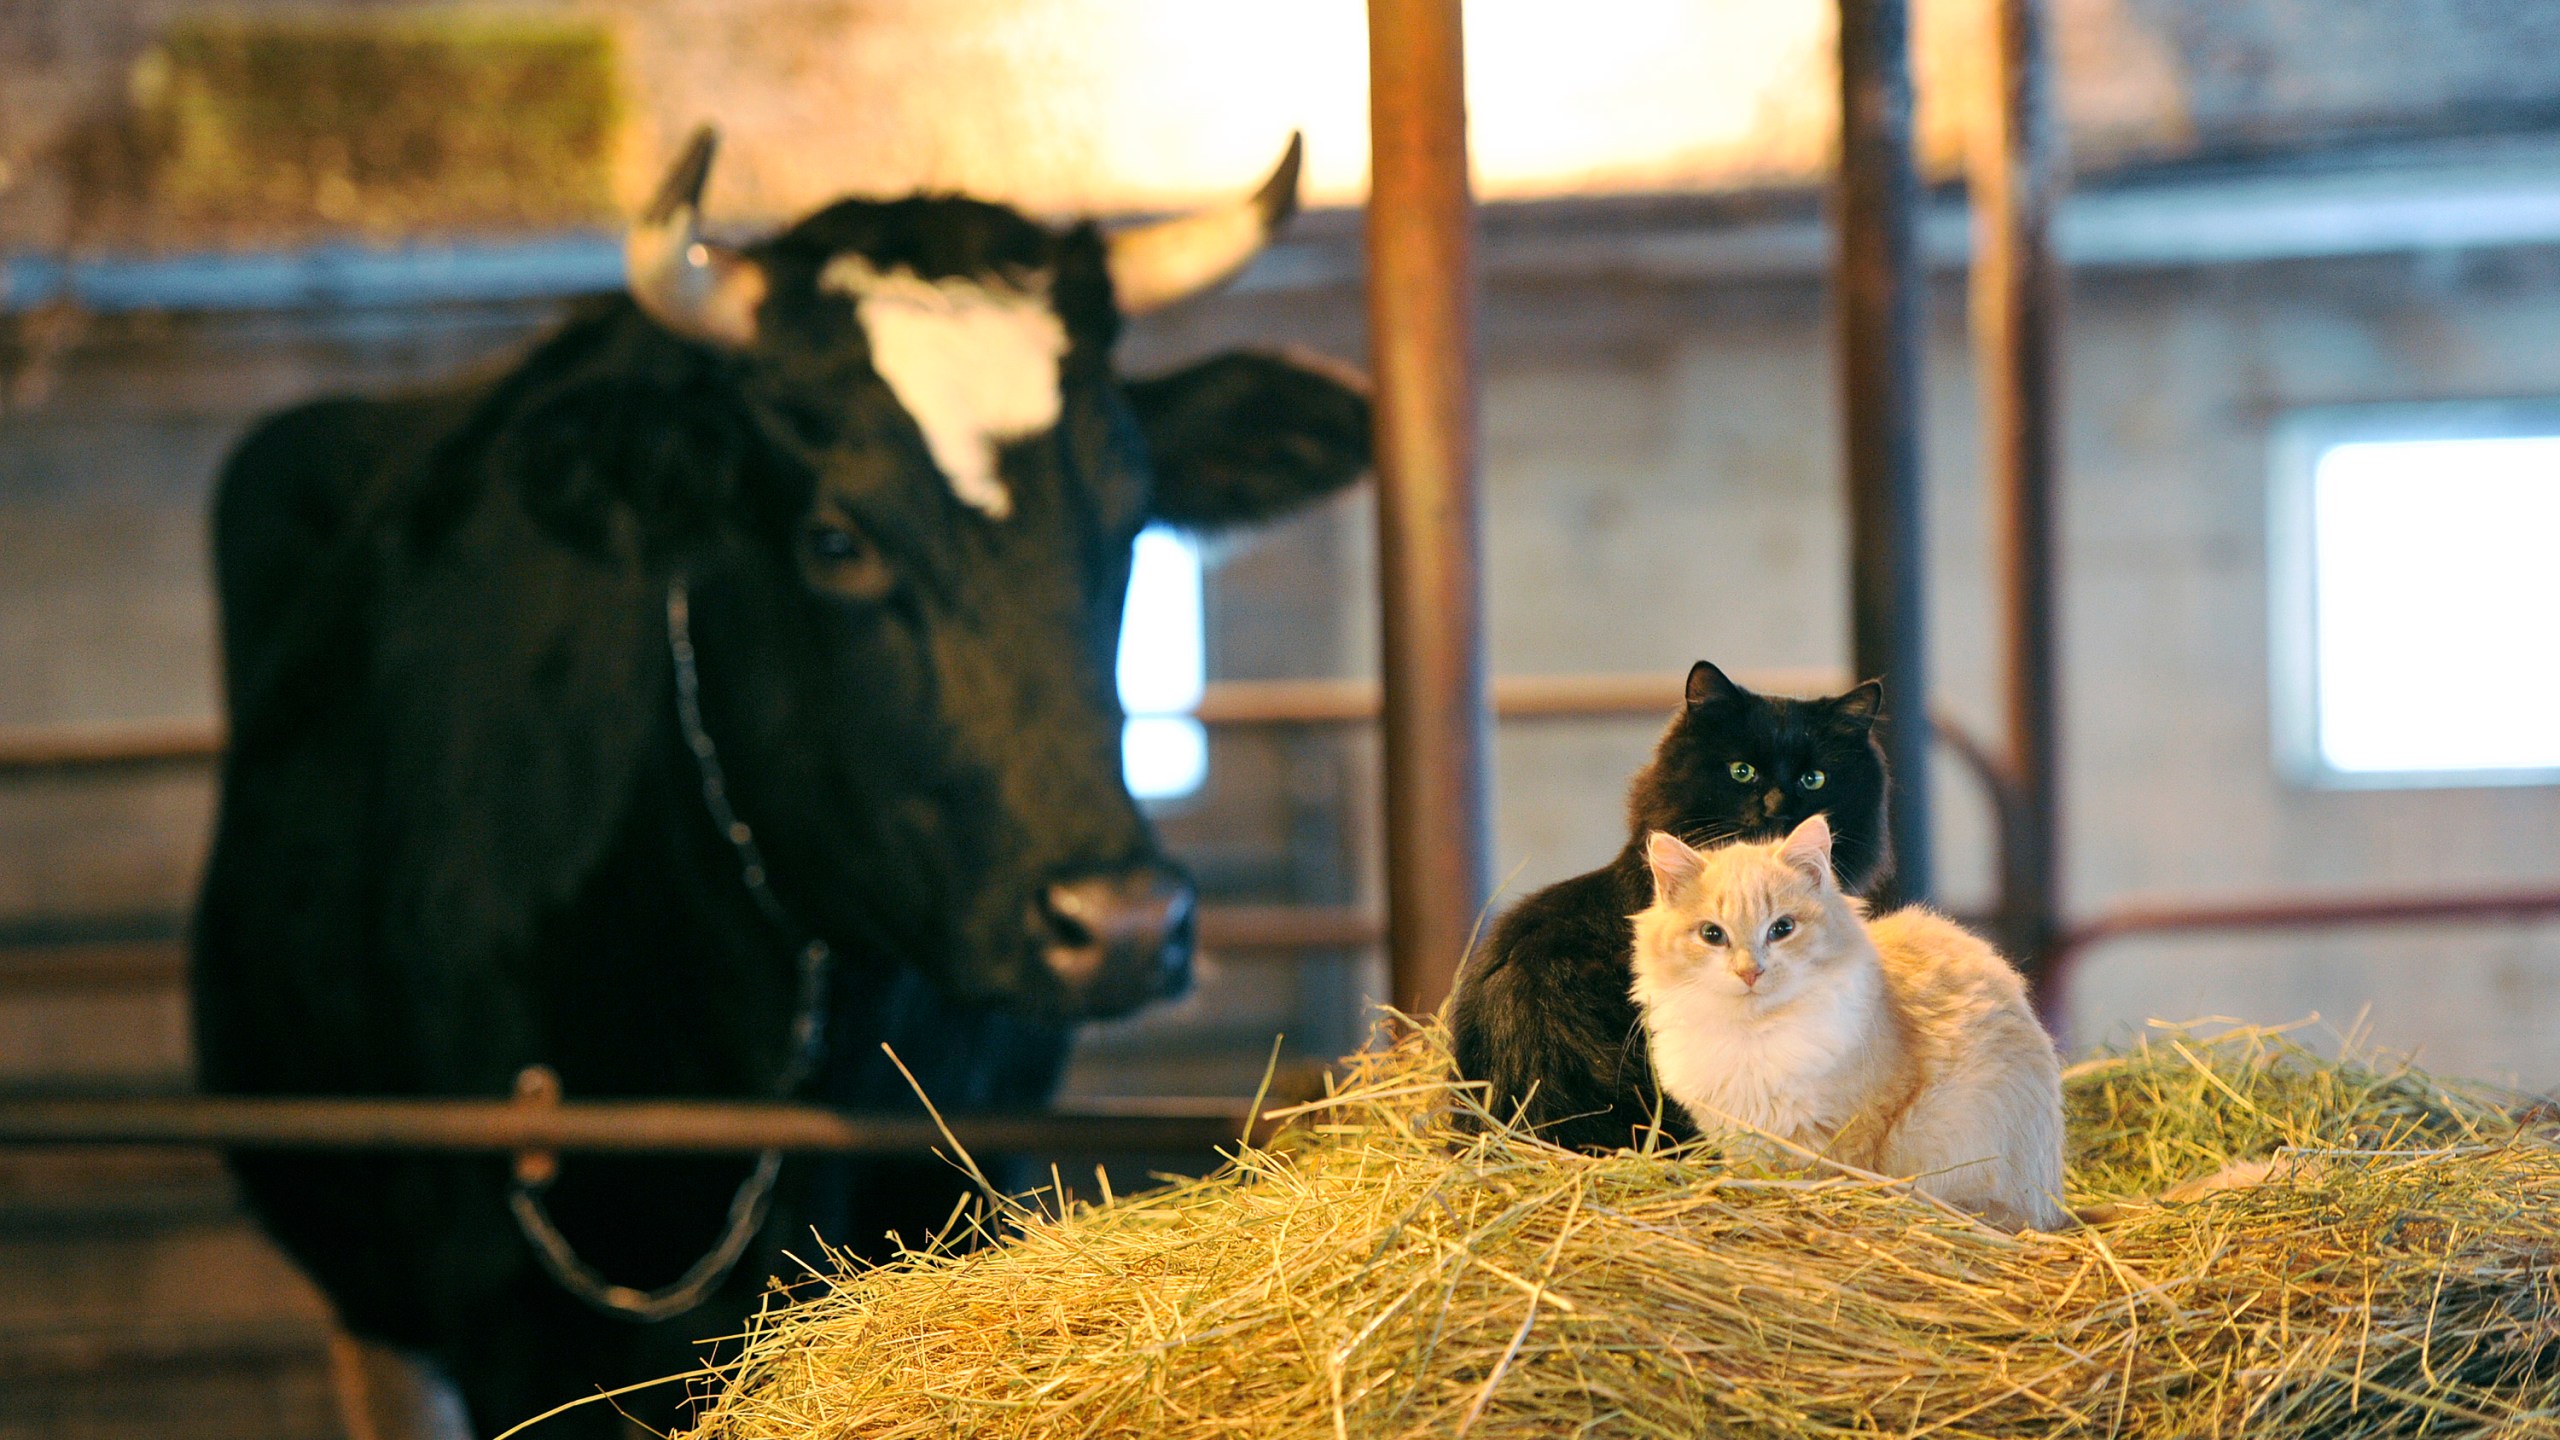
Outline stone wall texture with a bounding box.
[8,0,2560,249]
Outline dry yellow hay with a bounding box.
[681,1021,2560,1439]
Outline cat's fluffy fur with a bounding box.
[1631,815,2067,1231]
[1451,661,1891,1153]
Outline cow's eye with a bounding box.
[803,521,896,600]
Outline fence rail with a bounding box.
[0,1094,1273,1155]
[2041,884,2560,1034]
[0,670,1860,776]
[11,677,2550,1154]
[0,912,1384,997]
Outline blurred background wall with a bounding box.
[5,6,2560,1429]
[11,0,2560,1073]
[8,0,2559,1076]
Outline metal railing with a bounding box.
[8,678,2556,1148]
[0,672,1851,774]
[0,667,2013,983]
[0,1094,1277,1155]
[0,669,1868,1156]
[2040,884,2560,1037]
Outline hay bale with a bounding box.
[127,9,619,241]
[684,1024,2560,1439]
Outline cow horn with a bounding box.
[1104,132,1302,317]
[626,126,767,348]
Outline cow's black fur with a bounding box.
[192,192,1368,1435]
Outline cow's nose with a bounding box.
[1034,866,1196,1017]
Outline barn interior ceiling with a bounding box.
[4,0,2560,254]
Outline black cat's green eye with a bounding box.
[1799,770,1827,791]
[1698,922,1728,946]
[1767,915,1798,942]
[1728,761,1758,784]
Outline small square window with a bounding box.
[1117,525,1208,800]
[2270,404,2560,788]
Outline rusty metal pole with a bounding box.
[1366,0,1489,1018]
[1969,0,2067,1019]
[1834,0,1933,903]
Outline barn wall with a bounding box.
[1483,246,2560,1088]
[10,226,2559,1099]
[1125,235,2560,1091]
[12,0,2560,250]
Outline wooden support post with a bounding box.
[1835,0,1933,903]
[1366,0,1490,1018]
[1969,0,2067,1018]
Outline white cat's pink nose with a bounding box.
[1731,959,1765,987]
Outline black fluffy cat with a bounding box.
[1450,660,1894,1152]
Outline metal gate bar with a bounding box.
[0,1095,1271,1155]
[1835,0,1935,904]
[1364,0,1492,1020]
[2042,887,2560,1040]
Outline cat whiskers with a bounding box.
[1673,822,1746,851]
[1611,1015,1648,1083]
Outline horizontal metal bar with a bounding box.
[2040,884,2560,1036]
[0,1095,1271,1155]
[22,142,2560,316]
[0,909,1388,996]
[0,940,184,993]
[0,718,224,776]
[0,670,1851,777]
[3,235,624,314]
[2056,885,2560,957]
[1196,904,1379,950]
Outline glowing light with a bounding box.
[1118,526,1208,798]
[1121,715,1209,801]
[2311,437,2560,777]
[615,0,2095,221]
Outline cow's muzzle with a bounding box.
[1032,865,1197,1019]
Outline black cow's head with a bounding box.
[531,129,1365,1022]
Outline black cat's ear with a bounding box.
[1831,679,1884,729]
[1686,660,1745,711]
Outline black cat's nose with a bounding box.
[1033,866,1196,1018]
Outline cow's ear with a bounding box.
[1126,349,1371,529]
[500,373,755,556]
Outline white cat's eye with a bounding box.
[1728,761,1757,783]
[1698,922,1728,946]
[1799,770,1826,790]
[1767,915,1798,941]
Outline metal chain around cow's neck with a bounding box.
[506,579,837,1324]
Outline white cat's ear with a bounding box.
[1779,813,1836,886]
[1645,830,1705,898]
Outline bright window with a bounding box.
[2272,409,2560,787]
[1117,526,1208,799]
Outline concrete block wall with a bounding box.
[1439,251,2560,1086]
[7,235,2560,1098]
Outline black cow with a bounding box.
[191,129,1367,1437]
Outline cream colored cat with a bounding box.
[1630,814,2068,1231]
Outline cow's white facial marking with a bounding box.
[818,255,1066,520]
